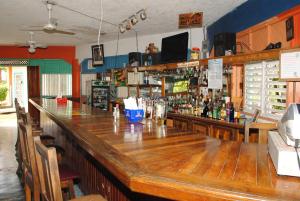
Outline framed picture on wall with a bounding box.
[91,44,104,66]
[286,16,294,41]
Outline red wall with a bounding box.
[0,45,80,98]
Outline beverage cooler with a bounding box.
[91,80,109,110]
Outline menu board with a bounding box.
[208,58,223,89]
[280,49,300,81]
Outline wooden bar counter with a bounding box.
[29,98,300,201]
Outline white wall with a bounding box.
[76,28,204,63]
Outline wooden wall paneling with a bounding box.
[236,33,250,53]
[270,20,291,48]
[231,65,243,110]
[251,27,269,51]
[294,83,300,103]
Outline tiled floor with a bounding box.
[0,113,24,201]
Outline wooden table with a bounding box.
[29,98,300,201]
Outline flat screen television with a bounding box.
[161,32,189,63]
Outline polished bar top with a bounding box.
[29,98,300,201]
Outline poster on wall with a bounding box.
[280,49,300,81]
[208,58,223,89]
[91,44,104,66]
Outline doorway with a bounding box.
[12,67,28,111]
[0,66,29,113]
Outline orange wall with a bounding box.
[0,45,80,98]
[235,5,300,105]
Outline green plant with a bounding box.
[0,85,8,103]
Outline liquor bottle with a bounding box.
[229,103,235,123]
[220,103,227,120]
[212,101,218,119]
[202,100,209,118]
[198,100,204,116]
[226,102,231,122]
[216,101,221,120]
[207,99,213,118]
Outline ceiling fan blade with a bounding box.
[35,44,48,48]
[45,29,75,35]
[15,43,29,47]
[20,28,44,32]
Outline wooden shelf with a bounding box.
[127,84,162,87]
[124,49,281,72]
[166,91,189,96]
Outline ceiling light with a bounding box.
[138,9,147,20]
[28,46,36,54]
[44,23,56,31]
[130,15,138,25]
[125,20,132,30]
[118,9,147,34]
[119,23,126,33]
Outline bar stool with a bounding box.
[34,136,106,201]
[18,115,80,201]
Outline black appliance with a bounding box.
[214,32,236,57]
[128,52,142,67]
[161,32,189,63]
[142,53,161,66]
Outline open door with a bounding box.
[27,66,40,122]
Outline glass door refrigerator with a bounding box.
[91,80,109,110]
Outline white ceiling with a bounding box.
[0,0,247,46]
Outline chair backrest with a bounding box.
[34,137,63,201]
[16,104,25,122]
[18,119,40,188]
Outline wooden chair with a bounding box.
[34,136,106,201]
[244,122,278,144]
[18,114,80,201]
[19,110,55,145]
[18,121,41,201]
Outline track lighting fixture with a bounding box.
[138,9,147,21]
[119,9,147,33]
[125,19,132,30]
[130,15,138,25]
[119,23,126,33]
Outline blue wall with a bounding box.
[207,0,300,50]
[81,54,128,73]
[81,50,192,73]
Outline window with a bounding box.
[244,60,286,119]
[42,74,72,97]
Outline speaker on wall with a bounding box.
[214,32,236,57]
[128,52,142,67]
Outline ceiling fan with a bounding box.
[17,32,47,54]
[23,1,75,35]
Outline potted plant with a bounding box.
[0,85,8,106]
